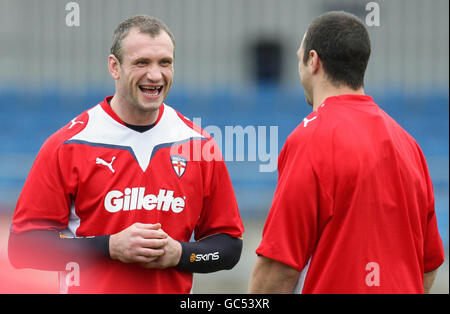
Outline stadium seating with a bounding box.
[0,87,448,246]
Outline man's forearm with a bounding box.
[424,269,438,294]
[8,230,110,271]
[9,229,243,274]
[249,255,300,293]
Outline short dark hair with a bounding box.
[110,15,175,63]
[303,11,371,90]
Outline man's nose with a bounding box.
[146,65,163,82]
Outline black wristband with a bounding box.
[175,233,242,273]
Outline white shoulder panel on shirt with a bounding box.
[67,104,205,171]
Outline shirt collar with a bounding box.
[99,95,165,127]
[322,94,375,106]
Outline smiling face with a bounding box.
[109,28,174,125]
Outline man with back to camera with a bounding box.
[8,15,244,293]
[248,11,444,294]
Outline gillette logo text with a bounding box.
[105,187,186,213]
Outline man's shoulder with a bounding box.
[40,105,96,153]
[163,104,213,141]
[287,110,324,147]
[283,105,349,163]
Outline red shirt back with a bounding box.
[256,95,444,293]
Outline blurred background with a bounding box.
[0,0,448,293]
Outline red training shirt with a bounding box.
[12,96,244,293]
[256,94,444,294]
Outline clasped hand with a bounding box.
[109,222,182,269]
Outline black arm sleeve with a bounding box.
[175,233,243,273]
[8,229,110,271]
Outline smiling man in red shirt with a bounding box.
[249,11,444,294]
[9,15,244,293]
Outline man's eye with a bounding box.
[137,61,148,66]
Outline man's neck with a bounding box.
[312,85,365,111]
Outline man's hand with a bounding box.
[140,234,182,269]
[109,223,168,263]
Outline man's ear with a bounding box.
[108,54,120,80]
[308,50,321,75]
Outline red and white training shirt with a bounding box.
[256,95,444,294]
[12,96,244,293]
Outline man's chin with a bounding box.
[305,96,313,107]
[139,101,163,112]
[137,94,164,111]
